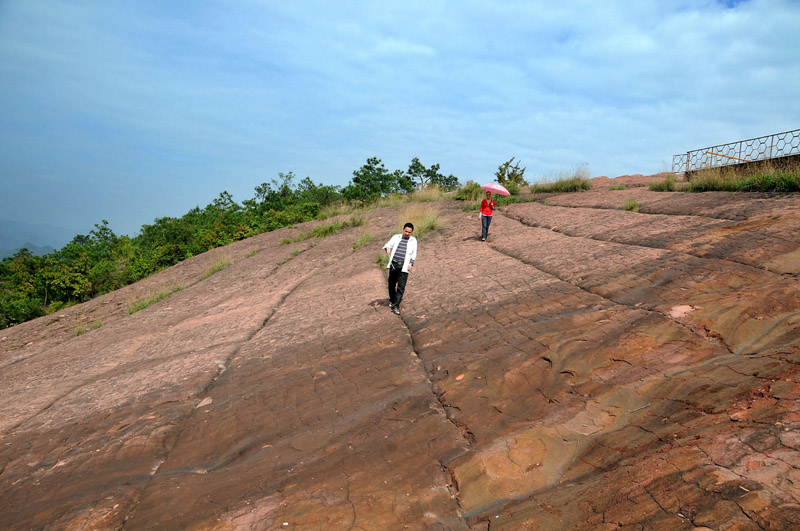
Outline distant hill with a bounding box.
[0,218,76,257]
[0,242,55,259]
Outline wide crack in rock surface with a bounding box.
[2,178,800,529]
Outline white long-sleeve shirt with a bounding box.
[383,234,417,273]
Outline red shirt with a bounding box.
[480,199,496,216]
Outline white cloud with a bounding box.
[1,0,799,236]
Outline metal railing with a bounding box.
[673,128,800,174]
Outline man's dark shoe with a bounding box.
[392,306,400,315]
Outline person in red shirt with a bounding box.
[479,191,495,241]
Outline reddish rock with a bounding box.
[2,174,800,529]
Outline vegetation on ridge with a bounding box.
[0,157,455,329]
[650,160,800,193]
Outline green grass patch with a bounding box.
[622,198,640,212]
[649,175,677,192]
[353,230,373,250]
[345,215,365,227]
[375,252,389,268]
[281,216,364,245]
[75,321,102,336]
[609,183,627,190]
[127,285,185,315]
[248,249,259,257]
[311,220,343,238]
[201,257,231,280]
[687,171,800,193]
[278,248,301,265]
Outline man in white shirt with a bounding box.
[383,223,417,315]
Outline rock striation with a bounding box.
[2,176,800,529]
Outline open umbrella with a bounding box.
[481,182,510,196]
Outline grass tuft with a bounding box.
[622,199,640,212]
[127,285,185,314]
[686,160,800,192]
[530,165,592,193]
[649,175,677,192]
[411,185,444,202]
[201,257,231,280]
[398,203,441,240]
[353,230,373,250]
[375,252,389,268]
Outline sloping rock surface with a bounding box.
[2,177,800,530]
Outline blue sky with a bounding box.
[1,0,799,243]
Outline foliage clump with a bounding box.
[495,157,528,187]
[406,158,459,191]
[622,199,640,212]
[454,181,484,201]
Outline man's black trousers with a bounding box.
[388,263,409,308]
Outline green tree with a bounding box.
[406,157,459,191]
[495,157,528,186]
[344,157,411,201]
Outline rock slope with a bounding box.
[2,176,800,529]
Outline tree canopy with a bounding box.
[495,157,528,187]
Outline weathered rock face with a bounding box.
[2,177,800,529]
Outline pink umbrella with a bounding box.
[481,182,510,196]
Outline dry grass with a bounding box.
[410,184,444,202]
[398,203,441,240]
[531,165,592,193]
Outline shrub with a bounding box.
[495,195,521,207]
[455,181,483,201]
[609,183,626,191]
[622,199,640,212]
[505,182,520,195]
